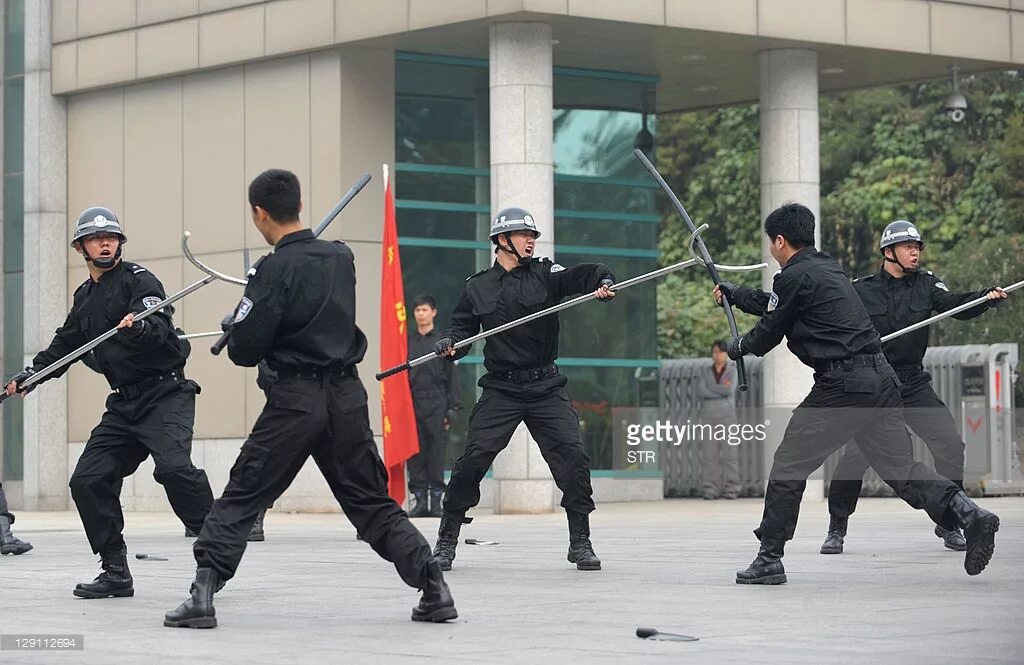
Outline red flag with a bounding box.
[380,164,419,505]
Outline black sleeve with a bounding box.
[29,309,88,384]
[740,272,802,357]
[731,285,771,316]
[443,291,479,361]
[120,270,176,349]
[547,261,614,300]
[929,275,990,321]
[227,258,287,367]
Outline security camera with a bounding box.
[945,91,967,123]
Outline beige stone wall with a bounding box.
[51,0,1024,96]
[63,47,394,510]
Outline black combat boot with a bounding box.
[947,491,999,575]
[409,491,429,518]
[933,524,967,551]
[428,488,444,518]
[819,515,847,554]
[432,514,468,571]
[0,513,32,555]
[736,538,787,585]
[164,567,220,628]
[74,547,134,598]
[411,559,458,623]
[248,510,266,542]
[566,511,601,570]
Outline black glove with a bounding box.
[8,366,37,395]
[726,336,745,360]
[220,312,235,332]
[116,318,146,338]
[598,277,615,303]
[434,337,455,359]
[717,282,739,307]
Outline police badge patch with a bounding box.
[550,263,565,273]
[142,296,162,309]
[767,292,779,312]
[234,297,254,322]
[935,282,949,292]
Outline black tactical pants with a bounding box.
[69,379,213,555]
[194,373,433,587]
[757,364,961,543]
[828,370,966,520]
[408,394,448,494]
[443,372,595,517]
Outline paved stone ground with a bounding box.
[1,497,1021,664]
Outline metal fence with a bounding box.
[659,344,1020,498]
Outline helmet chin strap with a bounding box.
[81,240,123,270]
[498,232,532,265]
[883,249,919,274]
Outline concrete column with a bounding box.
[489,22,558,514]
[758,49,820,501]
[21,0,69,510]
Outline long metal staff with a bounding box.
[375,227,765,381]
[633,148,750,391]
[1,267,218,404]
[880,278,1022,343]
[206,173,371,355]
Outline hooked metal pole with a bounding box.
[2,272,216,403]
[375,242,766,381]
[880,279,1022,343]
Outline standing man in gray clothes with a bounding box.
[697,340,740,500]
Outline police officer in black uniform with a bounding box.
[820,220,1007,555]
[715,203,999,585]
[407,294,461,518]
[5,207,213,597]
[164,169,455,629]
[431,207,615,572]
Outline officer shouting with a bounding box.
[5,207,213,597]
[431,208,615,572]
[820,220,1007,555]
[165,169,455,629]
[715,203,999,585]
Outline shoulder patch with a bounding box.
[549,263,565,273]
[465,267,489,282]
[128,263,148,275]
[234,297,254,323]
[926,270,934,276]
[141,296,163,309]
[935,281,949,292]
[767,292,779,312]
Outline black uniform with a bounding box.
[407,328,460,496]
[30,260,213,555]
[193,230,432,588]
[441,257,612,518]
[828,269,995,519]
[730,248,962,543]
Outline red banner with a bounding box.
[380,165,418,505]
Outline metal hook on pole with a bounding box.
[182,232,249,286]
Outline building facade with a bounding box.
[2,0,1022,513]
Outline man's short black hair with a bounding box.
[412,294,437,310]
[249,169,301,222]
[764,202,815,249]
[712,339,728,353]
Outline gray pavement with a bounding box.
[1,497,1022,664]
